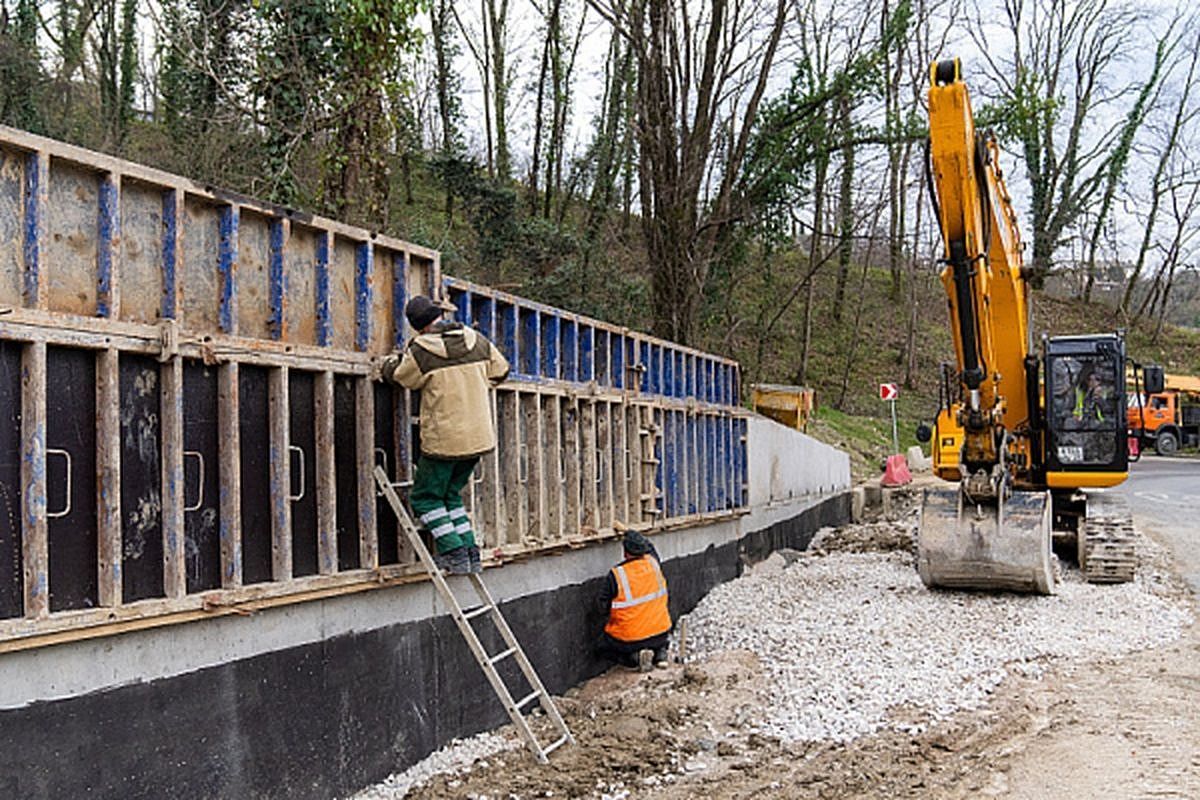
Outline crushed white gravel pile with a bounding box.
[681,529,1192,744]
[347,512,1194,797]
[349,732,515,800]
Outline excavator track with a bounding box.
[1079,493,1137,583]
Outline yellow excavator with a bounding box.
[915,59,1160,593]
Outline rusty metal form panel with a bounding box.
[0,124,745,650]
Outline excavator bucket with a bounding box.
[917,486,1057,594]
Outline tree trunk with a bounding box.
[832,93,854,321]
[485,0,510,180]
[796,151,829,386]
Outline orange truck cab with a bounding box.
[1128,374,1200,455]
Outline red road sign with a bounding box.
[879,382,898,401]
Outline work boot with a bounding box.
[467,545,482,574]
[638,648,653,673]
[434,545,470,575]
[653,647,669,669]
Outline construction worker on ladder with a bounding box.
[380,296,509,574]
[596,530,672,671]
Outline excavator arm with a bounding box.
[926,58,1036,489]
[918,60,1055,594]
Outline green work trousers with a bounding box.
[410,455,479,554]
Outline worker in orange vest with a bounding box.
[595,530,672,671]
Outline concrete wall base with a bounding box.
[0,491,849,800]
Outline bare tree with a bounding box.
[588,0,788,344]
[1121,20,1200,317]
[971,0,1164,288]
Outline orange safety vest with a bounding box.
[604,555,671,642]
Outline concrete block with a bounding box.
[907,445,931,472]
[851,486,866,522]
[882,487,898,519]
[863,482,882,509]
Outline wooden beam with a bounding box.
[96,348,122,606]
[520,393,544,545]
[562,397,580,537]
[22,151,48,310]
[499,391,523,545]
[161,355,185,597]
[544,397,563,543]
[21,341,47,618]
[581,401,598,530]
[218,363,242,588]
[268,367,292,580]
[355,377,378,570]
[613,403,629,525]
[97,173,120,319]
[478,389,502,548]
[315,370,337,574]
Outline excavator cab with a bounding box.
[1043,335,1128,486]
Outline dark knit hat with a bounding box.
[405,295,452,331]
[622,530,652,556]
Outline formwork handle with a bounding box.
[46,448,72,519]
[289,445,305,502]
[183,450,205,512]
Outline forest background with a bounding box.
[3,0,1200,465]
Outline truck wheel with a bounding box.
[1156,430,1179,456]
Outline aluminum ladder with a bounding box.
[373,466,575,764]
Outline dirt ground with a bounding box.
[407,508,1200,800]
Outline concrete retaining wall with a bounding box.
[0,416,850,800]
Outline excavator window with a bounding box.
[1048,353,1119,466]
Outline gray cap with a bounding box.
[622,530,652,556]
[405,295,454,330]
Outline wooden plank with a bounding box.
[268,367,291,580]
[520,393,544,545]
[315,370,337,574]
[596,401,612,529]
[218,362,242,588]
[612,403,628,525]
[21,341,48,618]
[478,388,502,548]
[355,377,378,569]
[96,348,122,606]
[581,400,598,530]
[544,396,563,542]
[499,391,523,545]
[161,356,185,596]
[562,398,581,536]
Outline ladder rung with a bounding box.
[516,690,541,711]
[490,646,517,665]
[543,735,570,756]
[463,604,493,621]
